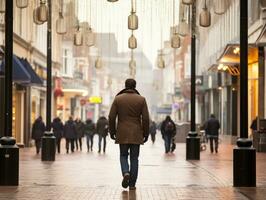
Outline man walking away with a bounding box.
[205,114,220,153]
[84,118,95,152]
[64,116,76,153]
[96,116,109,153]
[149,121,157,144]
[51,117,64,153]
[109,78,149,190]
[161,116,176,154]
[31,116,45,154]
[75,118,85,151]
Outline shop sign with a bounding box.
[88,96,102,104]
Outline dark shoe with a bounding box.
[122,173,130,188]
[98,150,101,153]
[129,186,136,190]
[215,150,218,153]
[66,150,69,154]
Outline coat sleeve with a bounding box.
[108,99,118,135]
[142,98,150,137]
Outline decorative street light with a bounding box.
[95,56,103,69]
[199,0,211,27]
[33,7,44,25]
[74,26,83,46]
[16,0,28,9]
[157,52,165,69]
[85,27,95,47]
[128,33,137,49]
[56,12,67,34]
[128,0,138,30]
[0,0,5,13]
[37,0,48,23]
[171,0,181,49]
[178,6,190,36]
[182,0,194,5]
[214,0,226,15]
[107,0,118,2]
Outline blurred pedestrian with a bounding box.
[96,116,109,153]
[250,116,258,135]
[31,116,45,154]
[51,117,64,154]
[84,118,95,152]
[75,118,85,151]
[64,116,76,153]
[149,121,157,144]
[204,114,220,153]
[161,116,176,154]
[109,78,149,190]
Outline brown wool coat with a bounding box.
[108,90,150,144]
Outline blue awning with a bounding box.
[19,58,43,85]
[0,55,31,83]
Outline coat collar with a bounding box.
[116,88,140,96]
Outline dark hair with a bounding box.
[125,79,136,89]
[210,114,215,118]
[166,115,171,121]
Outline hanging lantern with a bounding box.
[33,8,44,25]
[157,55,165,69]
[182,0,194,5]
[129,59,136,69]
[214,0,226,15]
[16,0,28,8]
[171,32,181,48]
[107,0,119,2]
[37,0,48,23]
[128,12,138,30]
[199,1,211,27]
[261,0,266,8]
[128,34,137,49]
[56,12,67,34]
[0,0,5,13]
[85,27,95,47]
[95,56,103,69]
[178,19,190,36]
[74,27,83,46]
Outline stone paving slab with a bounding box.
[0,186,252,200]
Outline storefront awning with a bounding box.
[0,55,31,83]
[19,58,43,85]
[217,43,258,65]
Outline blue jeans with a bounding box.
[164,134,172,153]
[119,144,140,187]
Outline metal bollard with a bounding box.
[0,137,19,186]
[186,131,200,160]
[41,131,56,161]
[233,138,256,187]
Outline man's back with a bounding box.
[206,118,220,136]
[109,89,149,145]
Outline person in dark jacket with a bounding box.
[31,116,45,154]
[64,116,76,153]
[204,114,220,153]
[109,79,150,190]
[161,116,176,154]
[75,118,84,151]
[149,121,157,144]
[51,117,64,153]
[84,118,95,152]
[96,116,109,153]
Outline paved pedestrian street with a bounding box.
[0,137,266,200]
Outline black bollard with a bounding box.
[41,132,56,161]
[233,138,256,187]
[186,131,200,160]
[0,137,19,186]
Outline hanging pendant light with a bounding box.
[33,8,44,25]
[261,0,266,8]
[0,0,5,13]
[56,12,67,34]
[171,32,181,48]
[199,0,211,27]
[107,0,119,2]
[182,0,194,5]
[16,0,28,9]
[214,0,226,15]
[74,26,83,46]
[178,19,190,36]
[157,54,165,69]
[37,0,48,23]
[95,56,103,69]
[128,12,138,30]
[129,59,136,69]
[128,33,137,49]
[85,27,95,47]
